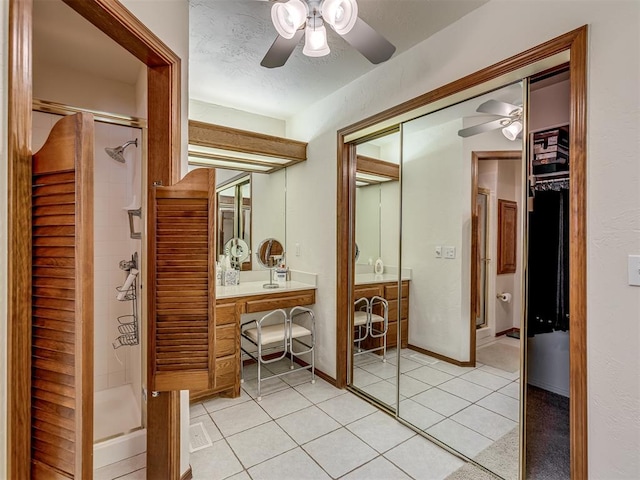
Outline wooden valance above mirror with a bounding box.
[188,120,307,173]
[356,155,400,185]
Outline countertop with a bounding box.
[216,280,316,299]
[355,273,411,285]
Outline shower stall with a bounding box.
[32,110,147,470]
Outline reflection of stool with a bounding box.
[241,307,315,401]
[353,296,389,362]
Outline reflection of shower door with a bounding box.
[476,189,490,328]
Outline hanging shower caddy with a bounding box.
[113,252,140,349]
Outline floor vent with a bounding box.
[409,353,438,365]
[189,422,213,452]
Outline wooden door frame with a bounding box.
[470,150,522,365]
[336,27,588,478]
[7,0,182,478]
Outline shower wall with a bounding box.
[32,111,143,414]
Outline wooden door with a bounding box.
[31,113,94,479]
[148,168,216,392]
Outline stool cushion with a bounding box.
[290,323,312,339]
[370,313,386,324]
[243,324,286,345]
[354,311,368,326]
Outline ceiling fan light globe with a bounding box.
[502,120,523,141]
[272,0,308,39]
[321,0,358,35]
[303,24,330,57]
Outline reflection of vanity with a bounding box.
[354,275,410,350]
[189,277,316,402]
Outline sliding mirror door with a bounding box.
[397,82,525,479]
[350,131,402,410]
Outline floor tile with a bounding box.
[341,455,412,480]
[438,377,493,403]
[450,405,517,441]
[398,357,423,373]
[385,435,465,480]
[210,400,271,437]
[411,388,471,417]
[242,376,290,399]
[426,418,494,458]
[459,369,511,391]
[478,364,520,381]
[303,428,377,478]
[358,380,399,407]
[282,367,318,387]
[354,352,382,367]
[276,405,341,445]
[248,447,331,480]
[226,421,296,469]
[397,398,445,430]
[224,472,251,480]
[190,439,243,480]
[347,410,415,453]
[258,387,312,419]
[476,392,520,422]
[203,389,251,413]
[360,360,398,379]
[295,378,345,404]
[428,361,478,377]
[402,351,439,365]
[397,375,431,397]
[189,402,206,419]
[498,381,520,400]
[353,367,382,387]
[405,365,455,386]
[264,357,298,375]
[190,413,223,444]
[316,391,378,425]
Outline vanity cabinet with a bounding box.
[190,287,316,402]
[355,280,410,351]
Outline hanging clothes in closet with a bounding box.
[527,178,570,335]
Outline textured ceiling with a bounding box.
[32,0,489,120]
[189,0,489,119]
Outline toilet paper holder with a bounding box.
[496,292,512,303]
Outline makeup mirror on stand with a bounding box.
[256,238,285,289]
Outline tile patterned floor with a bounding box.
[353,340,520,465]
[95,357,492,479]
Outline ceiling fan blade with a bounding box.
[340,17,396,64]
[260,29,304,68]
[476,99,520,116]
[457,118,507,138]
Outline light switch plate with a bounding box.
[629,255,640,286]
[435,246,442,258]
[443,246,456,259]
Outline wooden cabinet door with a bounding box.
[31,113,94,479]
[148,168,216,392]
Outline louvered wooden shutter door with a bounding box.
[31,113,94,479]
[149,168,216,391]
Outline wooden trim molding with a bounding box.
[8,0,183,478]
[356,155,400,181]
[189,120,307,162]
[8,0,34,477]
[407,345,474,368]
[497,199,518,275]
[336,26,588,478]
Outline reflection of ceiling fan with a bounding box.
[261,0,396,68]
[457,99,523,141]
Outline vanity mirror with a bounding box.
[256,238,285,289]
[337,27,588,480]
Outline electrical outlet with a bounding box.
[296,243,301,257]
[435,246,442,258]
[443,246,456,259]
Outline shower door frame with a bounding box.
[7,0,183,478]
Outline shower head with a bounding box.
[105,138,138,163]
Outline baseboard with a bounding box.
[496,327,520,337]
[181,466,193,480]
[406,344,474,367]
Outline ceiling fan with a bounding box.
[457,99,523,141]
[261,0,396,68]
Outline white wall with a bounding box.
[0,0,8,476]
[287,2,640,477]
[355,184,381,265]
[190,99,286,137]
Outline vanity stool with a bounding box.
[240,306,316,401]
[353,296,389,362]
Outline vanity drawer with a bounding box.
[354,285,382,299]
[384,281,409,300]
[387,299,409,322]
[215,324,237,357]
[215,354,237,389]
[245,290,315,313]
[216,303,237,325]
